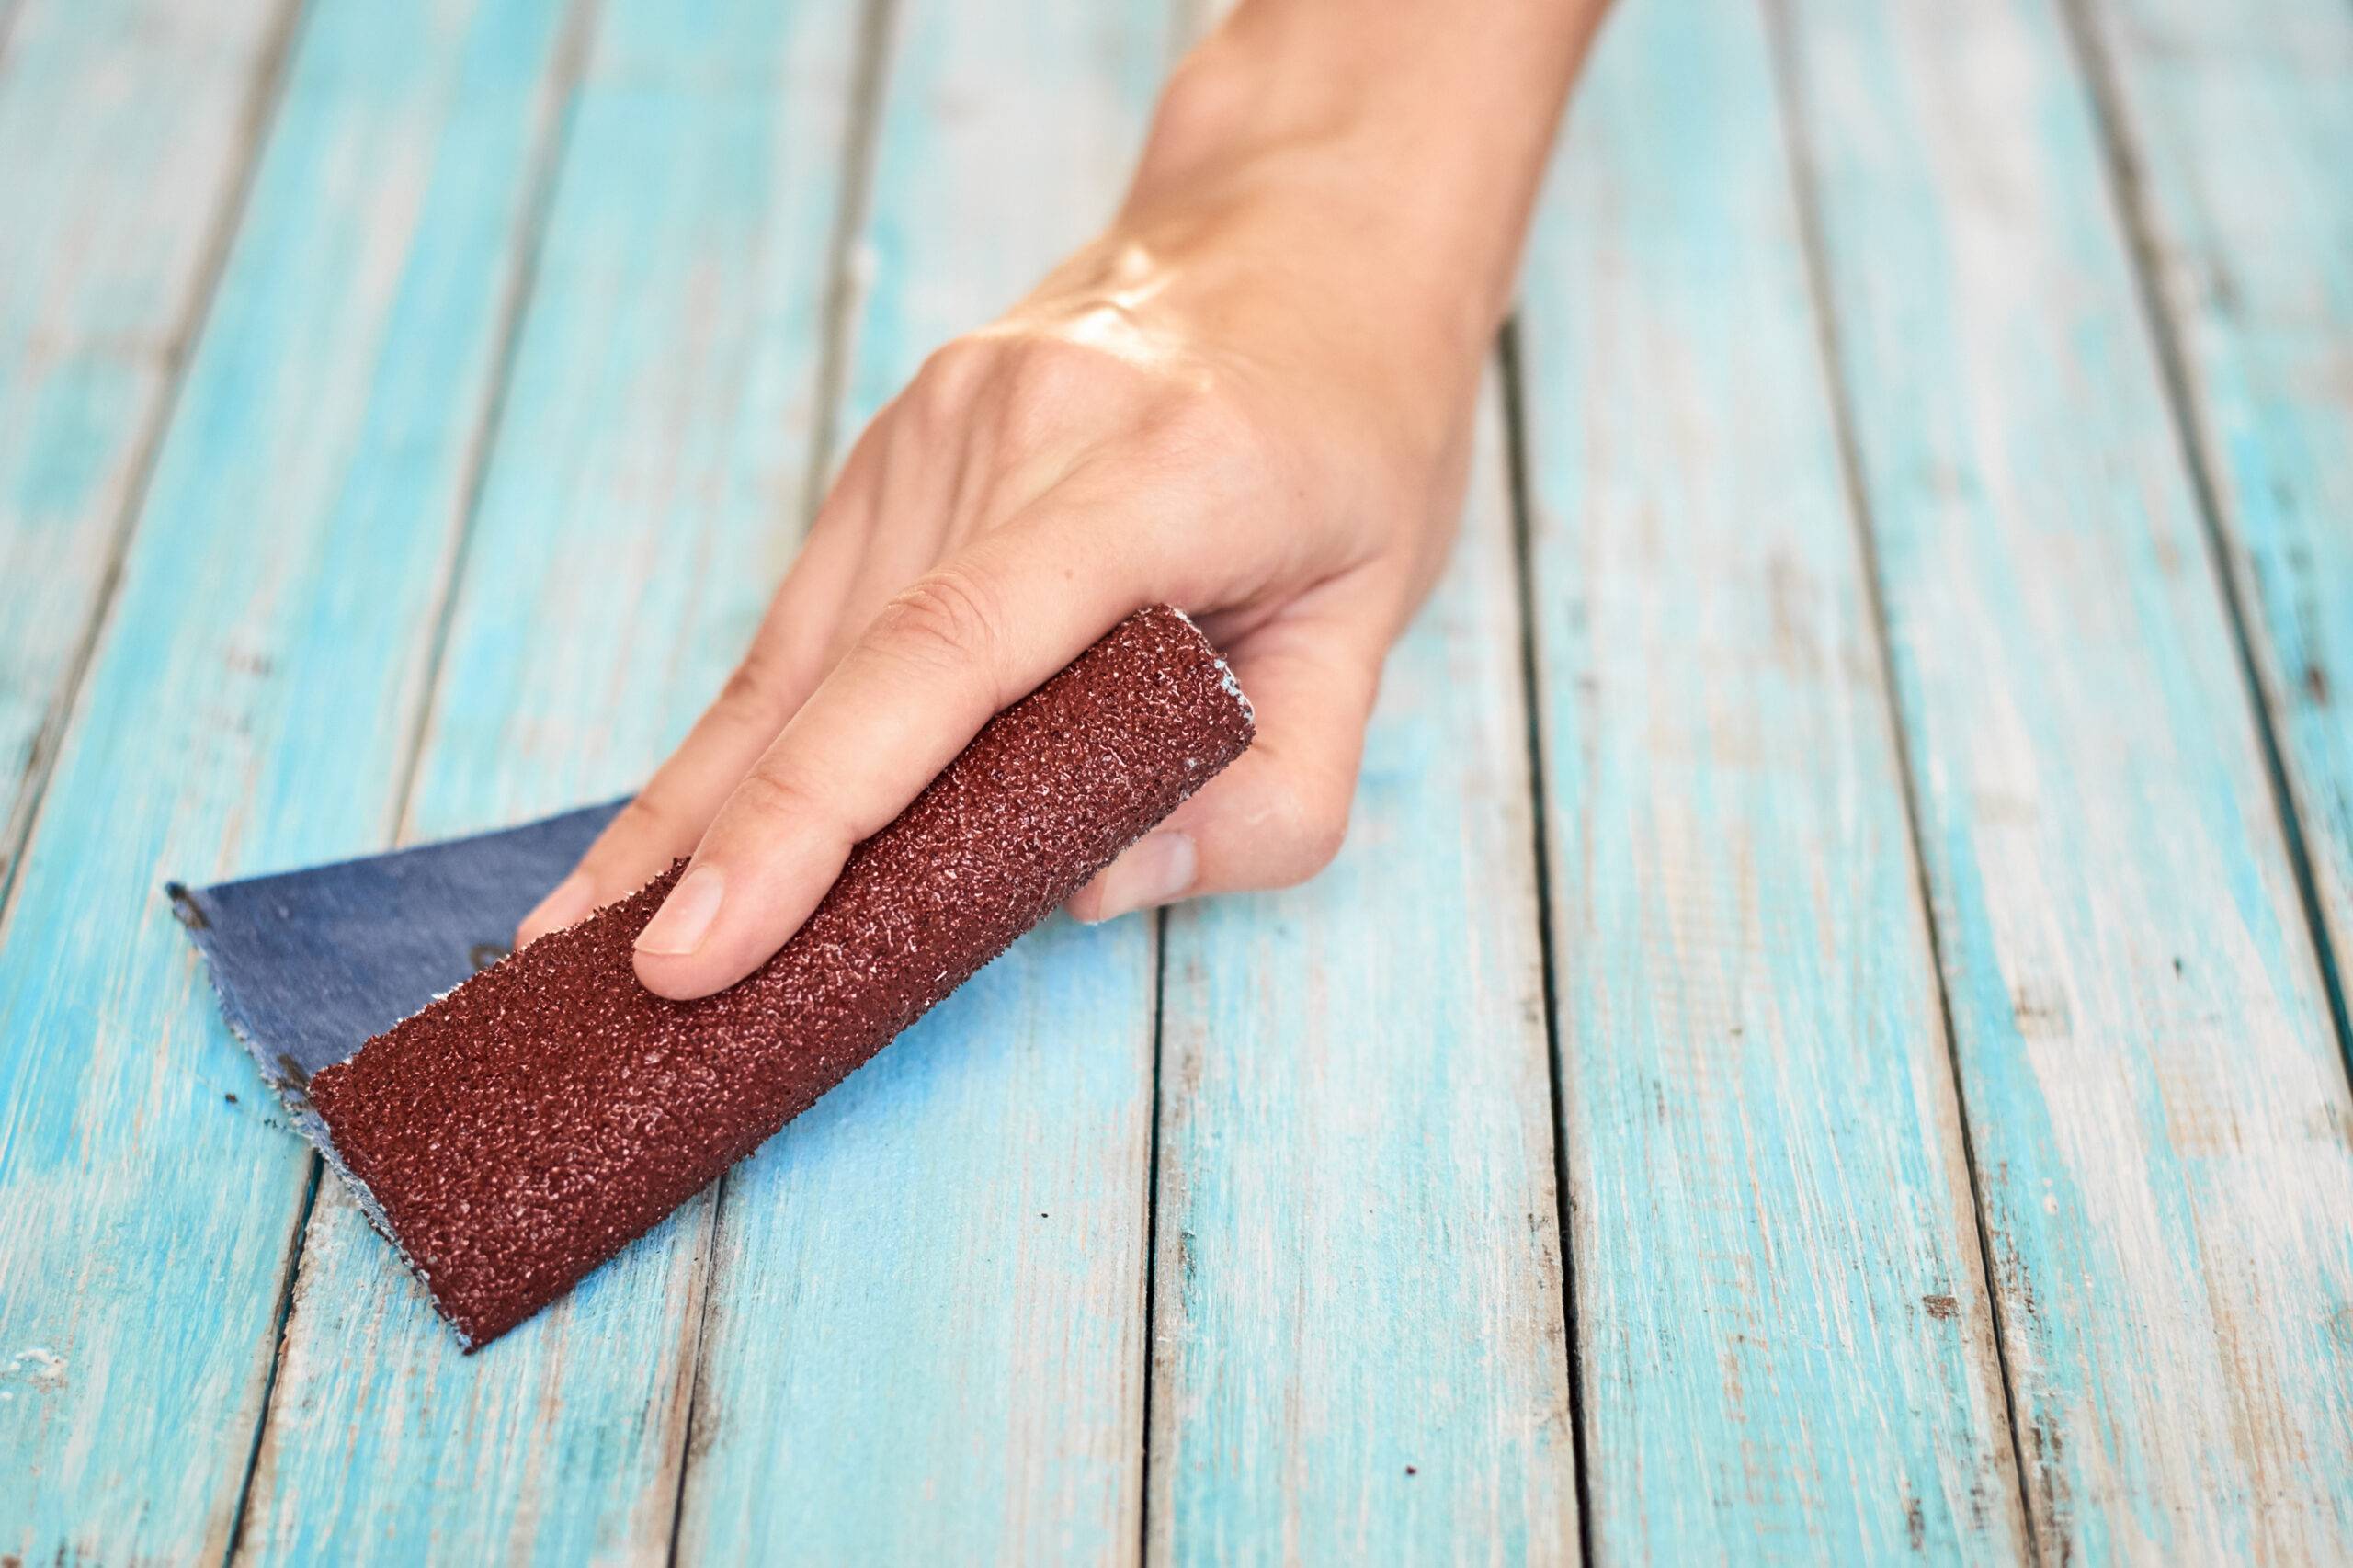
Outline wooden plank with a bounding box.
[1775,0,2353,1555]
[0,0,580,1555]
[1515,0,2029,1556]
[670,0,1175,1557]
[1146,381,1578,1562]
[230,0,868,1557]
[0,0,293,889]
[2074,0,2353,1060]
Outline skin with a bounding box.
[519,0,1615,1000]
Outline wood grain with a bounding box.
[0,0,293,892]
[667,0,1177,1558]
[1147,381,1579,1562]
[7,0,2349,1555]
[0,0,581,1557]
[2072,0,2353,1066]
[1777,0,2353,1555]
[228,0,866,1559]
[1517,0,2030,1556]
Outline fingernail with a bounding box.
[1083,832,1196,923]
[520,873,596,944]
[636,865,724,956]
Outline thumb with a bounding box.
[1067,624,1381,923]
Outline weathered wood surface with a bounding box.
[1148,381,1579,1562]
[1,0,2350,1559]
[232,0,862,1559]
[1778,0,2353,1556]
[2073,0,2353,1055]
[0,0,580,1556]
[0,0,292,891]
[1518,0,2027,1557]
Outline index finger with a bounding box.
[629,506,1162,999]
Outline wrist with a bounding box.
[1119,2,1603,360]
[1121,54,1495,369]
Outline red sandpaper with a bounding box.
[309,606,1252,1347]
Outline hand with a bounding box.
[517,3,1603,1000]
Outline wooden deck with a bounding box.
[2,0,2348,1559]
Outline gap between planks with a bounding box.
[1499,316,1600,1568]
[1132,906,1172,1568]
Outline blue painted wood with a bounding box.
[1149,386,1579,1562]
[670,0,1177,1557]
[1779,0,2353,1555]
[6,0,2347,1552]
[0,0,579,1555]
[0,0,291,888]
[1515,0,2029,1556]
[231,0,867,1557]
[2076,0,2353,1051]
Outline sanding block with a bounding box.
[175,606,1252,1346]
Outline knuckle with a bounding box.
[712,648,789,727]
[907,338,996,415]
[1154,379,1244,446]
[992,338,1136,445]
[606,794,688,859]
[870,570,1004,676]
[1001,338,1095,408]
[727,765,827,839]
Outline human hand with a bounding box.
[518,4,1600,1000]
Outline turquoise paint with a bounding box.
[4,0,2349,1552]
[1781,0,2353,1554]
[0,0,577,1557]
[1518,0,2025,1557]
[233,0,867,1559]
[671,0,1178,1555]
[0,0,290,884]
[1150,392,1580,1562]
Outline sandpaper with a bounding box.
[176,606,1251,1347]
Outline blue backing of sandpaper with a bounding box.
[167,801,626,1085]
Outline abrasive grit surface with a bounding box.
[309,606,1253,1347]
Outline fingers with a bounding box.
[630,504,1161,999]
[1065,620,1381,923]
[515,517,860,947]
